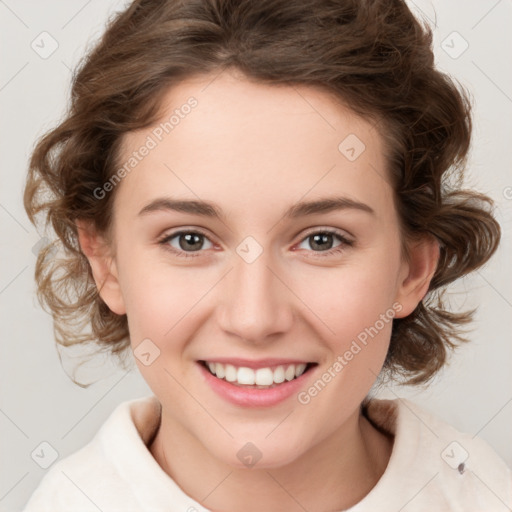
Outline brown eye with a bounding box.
[295,229,353,257]
[159,230,214,257]
[176,232,205,251]
[307,233,337,251]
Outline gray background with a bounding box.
[1,0,511,510]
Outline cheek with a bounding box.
[118,256,213,397]
[290,247,402,380]
[298,260,399,337]
[291,266,399,422]
[115,246,206,347]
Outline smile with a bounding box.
[200,360,317,389]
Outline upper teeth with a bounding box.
[206,362,308,386]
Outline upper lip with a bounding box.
[199,358,315,370]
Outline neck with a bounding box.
[148,407,393,512]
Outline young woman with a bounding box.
[22,0,511,510]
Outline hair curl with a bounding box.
[23,0,500,386]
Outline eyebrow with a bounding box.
[138,196,375,220]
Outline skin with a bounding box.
[77,68,439,511]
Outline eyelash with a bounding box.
[157,229,354,259]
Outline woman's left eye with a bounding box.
[295,230,353,256]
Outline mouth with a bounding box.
[198,360,318,389]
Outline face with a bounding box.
[82,69,433,469]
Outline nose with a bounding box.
[216,249,294,344]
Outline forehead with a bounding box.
[115,70,393,223]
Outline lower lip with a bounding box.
[197,362,316,408]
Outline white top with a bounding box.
[22,394,512,511]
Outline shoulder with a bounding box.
[22,395,160,512]
[354,397,512,511]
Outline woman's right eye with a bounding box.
[158,230,214,258]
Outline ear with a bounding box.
[76,219,126,316]
[394,235,440,318]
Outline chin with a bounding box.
[207,436,307,471]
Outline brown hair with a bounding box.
[23,0,500,386]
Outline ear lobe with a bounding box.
[76,219,126,316]
[394,236,440,318]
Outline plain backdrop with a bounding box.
[1,0,511,510]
